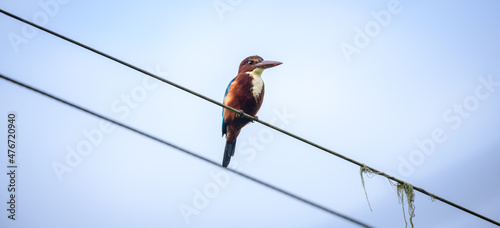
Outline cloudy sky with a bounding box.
[1,0,499,227]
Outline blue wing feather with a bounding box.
[222,77,236,136]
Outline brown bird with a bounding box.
[221,55,282,167]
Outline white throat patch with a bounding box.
[247,68,264,101]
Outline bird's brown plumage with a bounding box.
[223,73,265,143]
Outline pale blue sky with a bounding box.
[1,1,500,227]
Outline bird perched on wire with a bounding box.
[221,55,282,167]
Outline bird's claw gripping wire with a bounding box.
[237,110,258,122]
[237,110,245,118]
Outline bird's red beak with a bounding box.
[255,60,282,69]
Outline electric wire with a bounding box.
[1,9,498,226]
[0,73,372,228]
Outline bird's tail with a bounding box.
[222,140,236,168]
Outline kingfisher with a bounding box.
[221,55,282,167]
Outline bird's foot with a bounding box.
[237,110,245,118]
[252,116,259,123]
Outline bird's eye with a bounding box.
[247,60,254,65]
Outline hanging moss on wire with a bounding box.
[360,164,377,211]
[393,180,416,228]
[360,165,417,227]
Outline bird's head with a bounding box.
[238,55,282,77]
